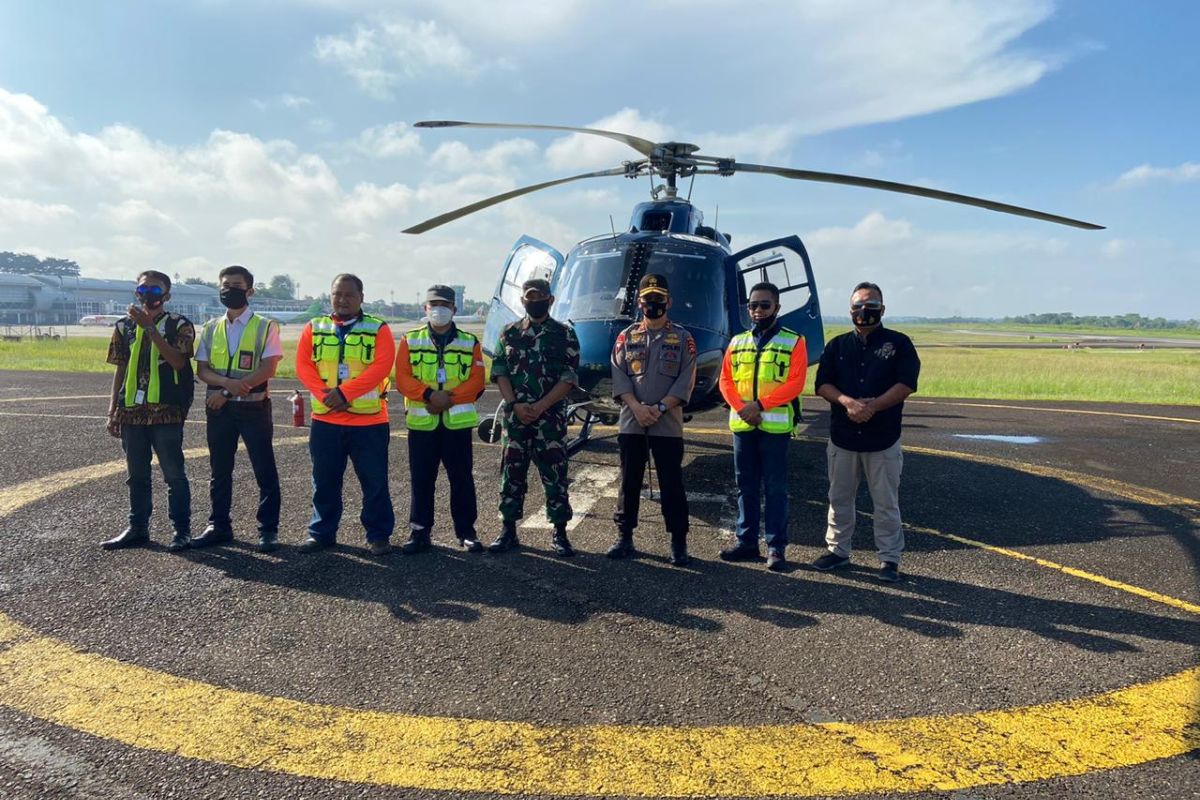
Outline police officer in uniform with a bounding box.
[488,278,581,556]
[193,265,284,552]
[395,285,486,554]
[608,274,697,565]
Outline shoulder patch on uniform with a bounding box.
[687,335,696,355]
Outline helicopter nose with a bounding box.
[570,320,624,394]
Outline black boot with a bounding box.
[606,530,634,559]
[190,524,233,548]
[167,531,191,552]
[489,521,520,553]
[101,527,149,551]
[669,531,689,566]
[401,528,432,555]
[551,525,575,557]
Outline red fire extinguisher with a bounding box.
[290,390,305,427]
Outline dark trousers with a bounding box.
[206,399,281,534]
[122,422,190,534]
[307,419,394,543]
[733,429,790,550]
[408,424,478,539]
[614,433,689,535]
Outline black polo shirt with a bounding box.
[815,326,920,452]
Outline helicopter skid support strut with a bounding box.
[478,402,597,457]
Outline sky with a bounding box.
[0,0,1196,318]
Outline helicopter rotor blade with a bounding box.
[731,163,1105,230]
[414,120,657,158]
[402,166,632,234]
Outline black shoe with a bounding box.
[606,531,634,559]
[190,524,233,548]
[766,548,787,572]
[401,529,432,555]
[299,536,334,553]
[719,542,760,562]
[458,536,484,553]
[489,522,519,554]
[167,532,191,552]
[551,526,575,557]
[257,533,278,553]
[101,527,150,550]
[877,561,900,583]
[669,532,689,566]
[369,540,392,556]
[812,552,851,571]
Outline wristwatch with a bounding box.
[656,401,668,413]
[220,389,234,399]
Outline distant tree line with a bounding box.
[183,273,298,299]
[0,251,81,276]
[1003,312,1199,329]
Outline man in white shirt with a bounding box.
[193,265,284,552]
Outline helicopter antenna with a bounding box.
[609,215,616,236]
[686,173,696,202]
[714,204,719,231]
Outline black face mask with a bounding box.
[219,287,248,309]
[642,301,667,320]
[753,313,778,332]
[524,299,550,319]
[852,307,883,327]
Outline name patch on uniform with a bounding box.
[238,351,254,371]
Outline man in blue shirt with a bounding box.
[812,282,920,582]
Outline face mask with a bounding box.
[427,306,453,326]
[135,286,165,309]
[753,313,777,331]
[219,287,248,309]
[524,299,550,319]
[642,301,667,320]
[852,305,883,327]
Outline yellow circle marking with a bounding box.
[0,439,1197,796]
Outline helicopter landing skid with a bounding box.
[566,404,597,456]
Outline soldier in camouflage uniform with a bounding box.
[488,278,581,556]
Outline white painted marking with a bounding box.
[520,464,620,531]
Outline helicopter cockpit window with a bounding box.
[644,243,726,333]
[640,211,672,232]
[553,245,629,322]
[500,244,557,312]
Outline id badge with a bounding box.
[436,367,447,384]
[337,363,351,381]
[134,389,145,405]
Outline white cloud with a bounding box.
[807,212,914,248]
[308,117,334,135]
[429,138,538,173]
[281,93,312,110]
[0,196,76,226]
[1112,162,1200,189]
[226,217,297,247]
[545,108,671,170]
[314,16,479,99]
[1100,238,1127,259]
[98,199,187,235]
[353,122,422,159]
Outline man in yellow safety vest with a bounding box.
[717,281,808,571]
[193,265,283,552]
[394,285,486,554]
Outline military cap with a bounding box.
[521,278,551,298]
[638,273,670,298]
[426,284,455,303]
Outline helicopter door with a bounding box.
[495,235,565,314]
[728,235,824,365]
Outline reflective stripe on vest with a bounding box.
[403,326,479,431]
[309,314,389,415]
[123,317,177,407]
[727,328,802,434]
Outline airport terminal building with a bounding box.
[0,275,307,326]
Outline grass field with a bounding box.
[3,335,1197,406]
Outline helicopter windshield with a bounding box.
[554,237,726,332]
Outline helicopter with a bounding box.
[403,120,1103,451]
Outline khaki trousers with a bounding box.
[824,440,904,565]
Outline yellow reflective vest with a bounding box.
[727,327,802,434]
[200,313,272,399]
[309,313,388,415]
[403,326,480,431]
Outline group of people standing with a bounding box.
[102,267,919,581]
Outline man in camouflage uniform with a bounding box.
[488,278,581,556]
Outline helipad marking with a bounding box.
[0,433,1197,795]
[907,399,1200,425]
[0,394,110,403]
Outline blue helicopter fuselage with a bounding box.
[481,199,824,417]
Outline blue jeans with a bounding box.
[122,422,190,534]
[733,429,790,550]
[307,419,394,543]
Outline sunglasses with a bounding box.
[851,301,882,311]
[135,285,165,298]
[747,301,774,311]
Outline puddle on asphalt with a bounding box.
[952,434,1044,445]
